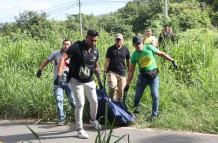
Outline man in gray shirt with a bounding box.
[36,39,74,126]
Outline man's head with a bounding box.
[163,25,170,33]
[115,33,124,48]
[145,28,152,37]
[132,36,143,51]
[85,29,99,48]
[62,39,71,52]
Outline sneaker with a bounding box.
[77,129,89,139]
[57,120,65,126]
[90,120,102,129]
[151,115,157,121]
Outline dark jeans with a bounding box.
[134,74,159,116]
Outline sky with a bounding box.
[0,0,132,23]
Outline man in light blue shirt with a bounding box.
[36,39,74,126]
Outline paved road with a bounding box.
[0,120,218,143]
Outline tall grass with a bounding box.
[0,30,114,121]
[0,28,217,133]
[126,28,218,133]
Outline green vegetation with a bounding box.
[128,29,218,134]
[0,0,217,134]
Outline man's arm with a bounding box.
[155,49,174,62]
[126,64,135,86]
[104,58,110,73]
[94,61,101,81]
[126,59,130,71]
[158,33,164,45]
[94,61,103,88]
[152,37,159,47]
[57,53,69,76]
[155,49,177,69]
[124,63,135,92]
[36,59,50,78]
[39,59,49,71]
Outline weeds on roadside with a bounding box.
[95,103,130,143]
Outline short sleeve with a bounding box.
[148,45,158,54]
[66,44,77,57]
[106,47,111,58]
[47,52,55,62]
[130,52,136,64]
[96,49,99,61]
[152,36,158,42]
[126,47,130,59]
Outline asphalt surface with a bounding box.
[0,120,218,143]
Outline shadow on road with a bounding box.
[139,133,210,143]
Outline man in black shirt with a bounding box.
[104,33,130,101]
[56,29,102,139]
[158,25,177,49]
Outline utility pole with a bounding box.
[164,0,168,18]
[79,0,83,36]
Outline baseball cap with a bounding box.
[132,36,142,45]
[87,29,99,36]
[115,33,123,40]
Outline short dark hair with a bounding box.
[63,39,71,44]
[132,36,142,45]
[87,29,99,37]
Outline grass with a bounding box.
[95,104,130,143]
[125,28,218,134]
[0,28,217,134]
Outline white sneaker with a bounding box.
[90,120,102,129]
[77,129,89,139]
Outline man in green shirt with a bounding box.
[124,36,177,120]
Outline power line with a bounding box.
[41,0,132,18]
[85,0,131,2]
[35,1,79,19]
[82,0,132,4]
[46,5,77,18]
[40,0,77,12]
[44,2,78,16]
[45,0,132,35]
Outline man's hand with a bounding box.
[124,84,129,93]
[172,60,178,70]
[54,75,61,86]
[36,69,42,78]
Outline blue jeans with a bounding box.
[134,74,159,117]
[54,81,74,121]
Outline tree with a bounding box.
[65,14,99,35]
[199,0,218,26]
[15,11,52,39]
[98,15,133,38]
[112,0,212,33]
[0,22,18,37]
[115,0,164,33]
[170,1,211,31]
